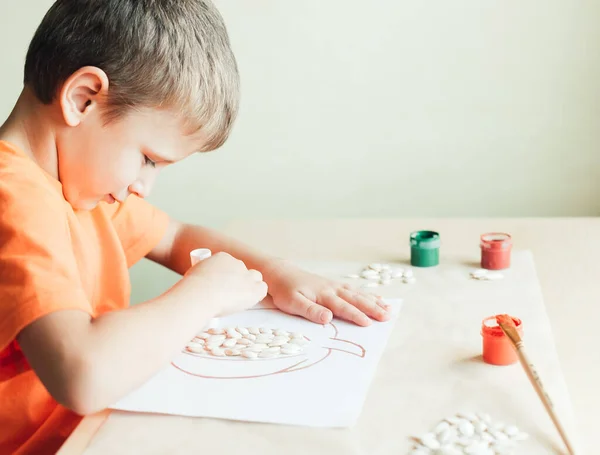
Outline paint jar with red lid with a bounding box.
[480,233,512,270]
[481,315,522,366]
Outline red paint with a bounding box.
[481,315,522,366]
[480,233,512,270]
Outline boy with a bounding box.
[0,1,391,453]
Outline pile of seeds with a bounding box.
[185,327,309,359]
[346,263,416,287]
[470,269,504,281]
[410,412,528,455]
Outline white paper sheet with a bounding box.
[110,298,402,428]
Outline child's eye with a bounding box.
[144,156,156,168]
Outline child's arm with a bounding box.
[17,253,267,416]
[147,220,392,327]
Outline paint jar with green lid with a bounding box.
[410,230,440,267]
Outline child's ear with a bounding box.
[59,66,109,127]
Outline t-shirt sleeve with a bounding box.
[103,195,171,267]
[0,186,92,353]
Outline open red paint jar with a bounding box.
[481,315,522,366]
[480,233,512,270]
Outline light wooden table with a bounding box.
[59,218,599,454]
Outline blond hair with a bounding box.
[24,0,239,151]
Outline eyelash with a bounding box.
[144,156,156,168]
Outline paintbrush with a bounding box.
[496,314,577,455]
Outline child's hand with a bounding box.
[265,261,392,326]
[181,252,268,316]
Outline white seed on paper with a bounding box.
[248,327,260,335]
[470,269,488,278]
[222,338,237,348]
[410,412,527,455]
[380,271,392,280]
[403,269,414,278]
[289,337,308,346]
[269,338,288,347]
[477,413,491,423]
[492,430,508,441]
[438,428,455,444]
[345,274,361,279]
[391,268,404,278]
[485,272,504,281]
[420,433,441,450]
[186,342,205,353]
[207,328,224,335]
[210,347,226,356]
[473,420,487,434]
[459,420,475,437]
[255,335,274,344]
[481,432,494,443]
[434,421,450,434]
[380,279,391,285]
[191,326,308,359]
[471,269,504,281]
[208,334,226,344]
[226,328,242,338]
[368,263,383,271]
[458,412,478,422]
[361,269,379,279]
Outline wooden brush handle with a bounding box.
[516,346,577,455]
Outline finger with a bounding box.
[337,288,391,322]
[255,280,269,300]
[278,292,333,324]
[248,269,263,282]
[318,293,372,327]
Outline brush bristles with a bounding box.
[496,315,523,346]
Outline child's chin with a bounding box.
[69,199,101,211]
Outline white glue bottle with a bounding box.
[189,248,219,329]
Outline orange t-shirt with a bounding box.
[0,141,170,454]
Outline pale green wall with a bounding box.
[1,1,599,302]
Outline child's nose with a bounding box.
[128,181,149,199]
